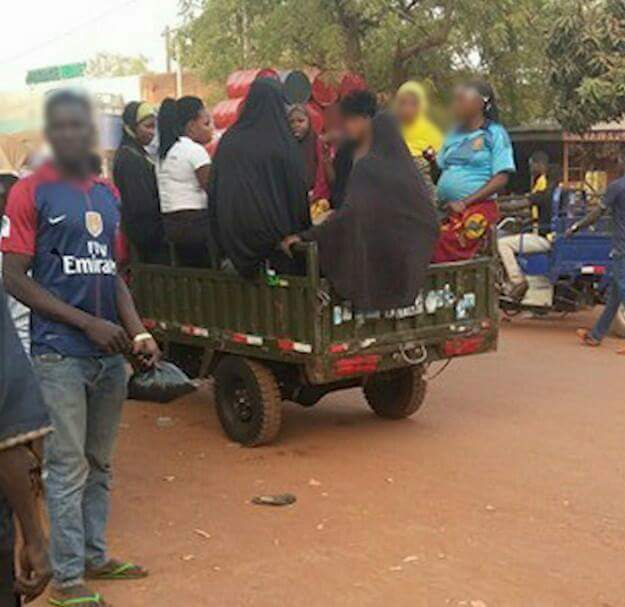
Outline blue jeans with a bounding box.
[591,253,625,341]
[34,354,127,588]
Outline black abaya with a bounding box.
[209,78,311,277]
[301,112,439,311]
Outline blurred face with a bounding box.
[342,114,371,145]
[396,92,420,126]
[135,115,156,147]
[288,110,310,141]
[46,101,95,169]
[186,108,213,146]
[451,86,483,124]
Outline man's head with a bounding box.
[529,151,549,177]
[44,90,96,172]
[339,90,378,145]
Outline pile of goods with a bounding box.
[208,68,366,155]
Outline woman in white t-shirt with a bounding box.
[157,96,214,266]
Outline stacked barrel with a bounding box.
[208,68,367,155]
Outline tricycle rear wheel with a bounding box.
[363,366,427,420]
[213,356,282,446]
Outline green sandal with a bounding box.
[86,561,148,581]
[48,593,104,606]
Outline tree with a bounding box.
[180,0,553,125]
[547,0,625,132]
[86,52,150,78]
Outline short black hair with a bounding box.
[339,90,378,119]
[44,89,92,121]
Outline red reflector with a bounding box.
[334,355,380,376]
[595,266,607,275]
[443,336,485,357]
[142,318,157,330]
[232,333,247,344]
[329,343,348,354]
[277,339,294,351]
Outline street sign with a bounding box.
[26,62,87,85]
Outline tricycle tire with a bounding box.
[610,304,625,338]
[213,356,282,447]
[363,366,427,420]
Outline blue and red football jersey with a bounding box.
[1,164,123,357]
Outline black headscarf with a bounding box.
[209,78,311,277]
[330,140,356,210]
[301,112,439,311]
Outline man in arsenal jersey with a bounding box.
[1,90,159,607]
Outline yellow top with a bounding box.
[396,81,443,157]
[531,174,548,193]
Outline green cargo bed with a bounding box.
[131,243,498,445]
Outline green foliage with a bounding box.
[86,52,150,78]
[181,0,554,125]
[547,0,625,132]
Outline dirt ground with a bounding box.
[35,311,625,607]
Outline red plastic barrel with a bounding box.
[306,102,325,134]
[212,98,244,130]
[311,71,340,107]
[339,72,367,98]
[226,68,278,99]
[280,70,312,104]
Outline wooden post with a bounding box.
[163,26,172,73]
[563,140,570,187]
[174,36,184,98]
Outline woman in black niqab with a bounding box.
[209,78,311,277]
[284,112,440,311]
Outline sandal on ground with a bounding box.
[86,559,148,581]
[576,328,601,347]
[48,584,109,607]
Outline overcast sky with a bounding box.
[0,0,182,89]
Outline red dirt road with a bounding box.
[36,313,625,606]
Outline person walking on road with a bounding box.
[1,90,160,607]
[573,174,625,351]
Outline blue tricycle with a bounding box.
[498,191,625,337]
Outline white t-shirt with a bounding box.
[157,137,211,214]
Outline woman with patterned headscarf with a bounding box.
[113,101,168,264]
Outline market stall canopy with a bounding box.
[510,118,625,143]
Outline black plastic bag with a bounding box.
[128,361,197,403]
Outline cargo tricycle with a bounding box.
[131,242,498,446]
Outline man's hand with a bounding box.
[281,235,303,258]
[15,538,52,603]
[448,200,467,214]
[133,335,161,368]
[84,318,132,354]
